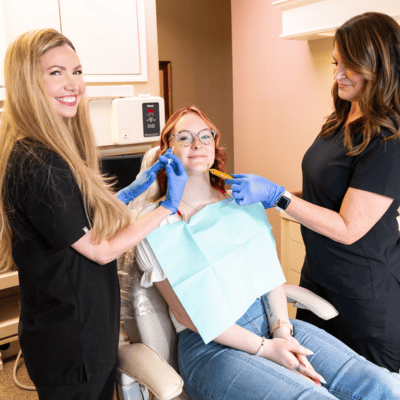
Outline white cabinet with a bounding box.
[273,0,400,41]
[2,0,60,43]
[0,4,7,93]
[0,0,147,86]
[60,0,143,80]
[0,271,20,369]
[280,212,306,319]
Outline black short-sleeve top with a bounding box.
[6,140,120,385]
[301,127,400,299]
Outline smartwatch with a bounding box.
[274,191,291,212]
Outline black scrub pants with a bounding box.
[35,368,116,400]
[296,272,400,373]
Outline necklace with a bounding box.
[177,189,227,222]
[177,199,201,222]
[180,199,202,212]
[180,190,223,211]
[178,199,207,222]
[179,191,223,221]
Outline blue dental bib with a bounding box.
[146,198,286,343]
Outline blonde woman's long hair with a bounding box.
[0,29,131,272]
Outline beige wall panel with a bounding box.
[156,0,234,172]
[289,220,304,244]
[289,240,306,275]
[288,268,301,286]
[231,0,334,257]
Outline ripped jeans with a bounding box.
[177,296,400,400]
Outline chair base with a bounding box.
[115,371,150,400]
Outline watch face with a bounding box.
[277,196,291,210]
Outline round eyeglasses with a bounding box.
[169,129,216,147]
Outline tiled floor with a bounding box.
[0,356,118,400]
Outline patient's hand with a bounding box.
[272,330,324,386]
[262,337,324,386]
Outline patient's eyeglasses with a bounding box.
[168,129,216,147]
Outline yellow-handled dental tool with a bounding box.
[209,168,234,180]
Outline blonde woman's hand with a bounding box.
[159,151,188,214]
[116,158,165,204]
[262,338,324,386]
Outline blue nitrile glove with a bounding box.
[225,174,285,209]
[159,153,188,214]
[116,149,173,204]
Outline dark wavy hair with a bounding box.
[155,106,227,195]
[320,12,400,155]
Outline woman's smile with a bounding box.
[55,95,78,106]
[171,112,216,173]
[41,44,85,118]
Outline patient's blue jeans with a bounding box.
[177,296,400,400]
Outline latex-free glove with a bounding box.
[159,153,188,214]
[116,149,173,204]
[225,174,285,209]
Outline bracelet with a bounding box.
[254,337,266,357]
[270,319,294,336]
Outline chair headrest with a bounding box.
[140,146,160,173]
[118,145,163,312]
[127,146,162,213]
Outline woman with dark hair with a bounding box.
[126,106,400,400]
[228,12,400,372]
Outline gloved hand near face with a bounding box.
[225,174,285,209]
[159,152,188,214]
[116,148,174,205]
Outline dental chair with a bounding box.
[115,147,339,400]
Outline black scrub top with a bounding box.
[7,140,120,385]
[301,127,400,299]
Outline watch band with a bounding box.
[270,319,294,336]
[274,190,292,212]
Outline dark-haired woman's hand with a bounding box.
[225,174,285,209]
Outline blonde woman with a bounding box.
[0,29,187,400]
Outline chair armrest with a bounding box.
[283,284,338,320]
[117,343,183,400]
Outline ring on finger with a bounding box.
[295,363,301,372]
